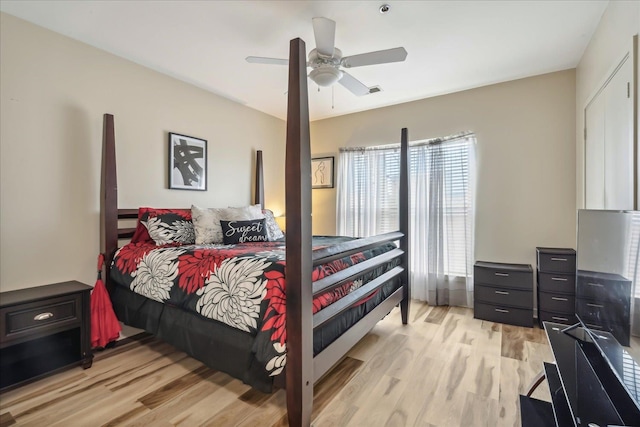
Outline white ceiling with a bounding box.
[0,0,608,121]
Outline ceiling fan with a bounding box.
[246,17,408,96]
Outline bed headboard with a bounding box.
[100,114,266,289]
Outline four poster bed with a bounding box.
[100,38,410,426]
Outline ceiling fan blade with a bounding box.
[338,71,370,96]
[246,56,288,65]
[312,17,336,57]
[341,47,407,68]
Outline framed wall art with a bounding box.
[311,156,334,189]
[169,132,207,191]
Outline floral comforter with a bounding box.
[110,236,397,376]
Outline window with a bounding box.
[337,133,476,306]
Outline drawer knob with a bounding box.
[587,282,604,287]
[552,316,569,321]
[494,290,509,295]
[34,312,54,321]
[550,257,567,261]
[551,277,568,282]
[494,272,509,277]
[494,308,509,313]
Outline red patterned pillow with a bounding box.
[131,208,194,245]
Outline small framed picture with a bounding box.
[311,156,334,189]
[169,133,207,191]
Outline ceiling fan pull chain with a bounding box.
[332,85,335,109]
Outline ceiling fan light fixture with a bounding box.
[309,67,343,87]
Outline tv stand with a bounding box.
[520,322,640,426]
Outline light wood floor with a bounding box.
[1,301,608,427]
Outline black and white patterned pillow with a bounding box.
[263,209,285,241]
[143,211,195,245]
[220,219,268,244]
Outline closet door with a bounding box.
[584,51,635,210]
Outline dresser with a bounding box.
[536,247,576,327]
[474,261,533,327]
[0,281,93,391]
[576,270,631,346]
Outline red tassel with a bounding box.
[91,253,121,348]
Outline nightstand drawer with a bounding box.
[4,295,80,334]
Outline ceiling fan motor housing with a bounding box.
[308,47,344,86]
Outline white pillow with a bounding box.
[191,205,225,244]
[224,204,265,221]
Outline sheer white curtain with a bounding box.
[337,134,476,307]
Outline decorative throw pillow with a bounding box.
[191,205,225,244]
[130,207,154,244]
[220,219,268,244]
[262,209,285,241]
[142,209,194,246]
[192,205,266,244]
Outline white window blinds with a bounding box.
[337,133,476,306]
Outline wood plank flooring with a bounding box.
[0,301,570,426]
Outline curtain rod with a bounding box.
[339,131,474,152]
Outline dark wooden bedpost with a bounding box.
[101,113,118,291]
[255,150,265,209]
[285,37,313,427]
[399,128,411,324]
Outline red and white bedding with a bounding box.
[110,236,397,376]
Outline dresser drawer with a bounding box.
[538,292,575,313]
[536,248,575,274]
[475,284,532,309]
[537,272,575,295]
[576,272,631,303]
[474,301,532,327]
[474,262,533,290]
[539,310,577,326]
[576,298,629,326]
[1,294,81,345]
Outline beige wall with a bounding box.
[0,13,286,292]
[575,1,640,209]
[311,70,577,267]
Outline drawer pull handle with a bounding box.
[494,272,509,277]
[495,290,509,295]
[587,303,603,308]
[34,312,54,321]
[552,316,569,321]
[552,297,568,301]
[494,308,509,313]
[587,282,603,287]
[550,257,567,262]
[551,277,568,282]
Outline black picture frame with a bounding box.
[311,156,334,189]
[168,132,207,191]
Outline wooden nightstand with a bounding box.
[0,281,93,391]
